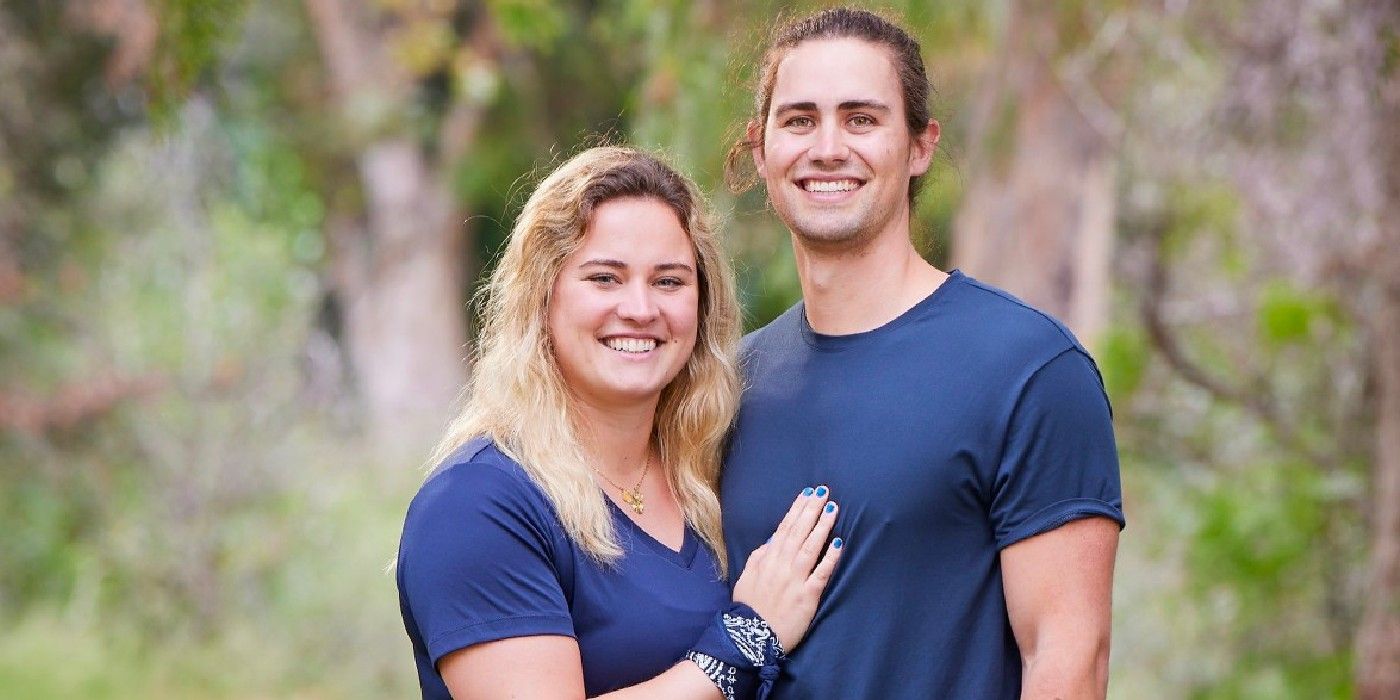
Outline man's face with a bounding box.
[753,37,936,248]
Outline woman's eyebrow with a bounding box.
[579,259,694,274]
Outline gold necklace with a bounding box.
[593,453,650,515]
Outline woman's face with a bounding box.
[548,196,700,412]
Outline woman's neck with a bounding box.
[573,396,656,482]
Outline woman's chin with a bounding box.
[575,375,684,410]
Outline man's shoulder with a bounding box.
[739,301,806,356]
[940,271,1086,362]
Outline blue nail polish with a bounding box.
[832,537,844,549]
[824,502,836,514]
[801,487,814,497]
[814,486,828,497]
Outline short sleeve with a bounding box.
[397,461,575,667]
[990,348,1126,549]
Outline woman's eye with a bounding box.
[586,273,620,284]
[655,277,686,289]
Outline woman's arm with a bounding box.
[441,636,720,700]
[439,488,843,699]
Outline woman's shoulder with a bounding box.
[427,436,525,480]
[408,437,555,526]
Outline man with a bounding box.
[720,8,1125,699]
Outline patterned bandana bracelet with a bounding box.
[685,603,785,700]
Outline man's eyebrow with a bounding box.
[772,101,818,114]
[839,99,890,112]
[772,100,892,114]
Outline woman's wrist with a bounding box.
[686,603,785,700]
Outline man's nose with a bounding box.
[809,121,849,163]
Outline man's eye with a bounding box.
[850,114,875,127]
[786,116,814,128]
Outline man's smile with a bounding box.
[800,178,863,193]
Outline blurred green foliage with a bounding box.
[1256,281,1333,350]
[148,0,251,120]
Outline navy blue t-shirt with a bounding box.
[397,438,731,698]
[721,270,1125,699]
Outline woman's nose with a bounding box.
[615,281,659,322]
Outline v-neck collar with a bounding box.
[604,496,700,568]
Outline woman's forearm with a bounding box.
[595,661,723,699]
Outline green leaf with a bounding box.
[488,0,570,52]
[1256,281,1321,348]
[1098,325,1148,403]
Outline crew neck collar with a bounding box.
[798,269,963,350]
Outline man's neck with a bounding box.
[792,221,948,336]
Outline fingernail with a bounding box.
[832,537,844,549]
[801,487,814,497]
[814,486,828,497]
[824,502,836,514]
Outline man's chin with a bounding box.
[790,219,870,248]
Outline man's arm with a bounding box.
[1001,516,1120,700]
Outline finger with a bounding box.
[796,500,839,570]
[776,485,829,560]
[805,537,845,593]
[771,487,815,543]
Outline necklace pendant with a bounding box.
[621,489,645,515]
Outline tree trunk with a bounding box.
[1358,271,1400,698]
[952,3,1119,348]
[339,141,467,439]
[303,0,472,443]
[1356,3,1400,692]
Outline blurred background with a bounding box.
[1,0,1396,697]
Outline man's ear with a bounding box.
[747,120,767,178]
[908,118,941,177]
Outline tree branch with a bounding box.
[1139,223,1334,468]
[0,374,165,436]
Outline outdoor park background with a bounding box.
[2,0,1397,697]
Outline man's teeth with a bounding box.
[804,180,859,192]
[605,338,657,353]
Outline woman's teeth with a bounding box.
[604,338,657,353]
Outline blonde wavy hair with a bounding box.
[431,146,741,573]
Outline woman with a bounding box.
[396,146,843,699]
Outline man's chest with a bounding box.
[721,357,1006,554]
